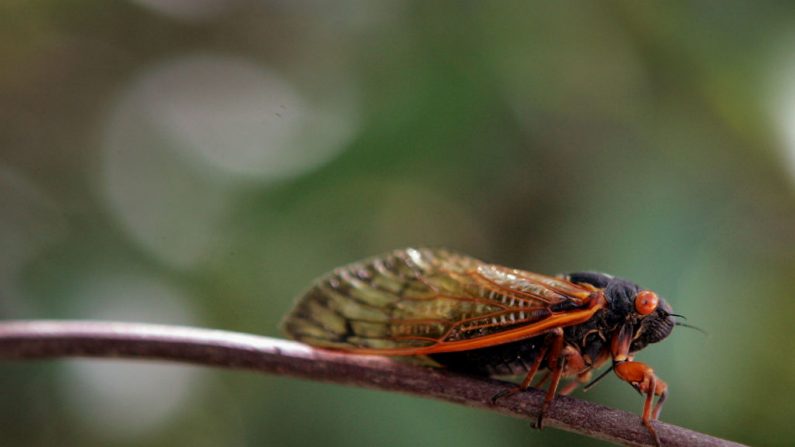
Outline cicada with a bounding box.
[282,248,679,445]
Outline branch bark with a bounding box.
[0,320,742,447]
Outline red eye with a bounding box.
[634,290,659,315]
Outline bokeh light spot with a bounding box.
[128,0,246,22]
[60,272,202,440]
[101,54,357,268]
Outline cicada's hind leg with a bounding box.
[489,336,551,404]
[614,361,668,447]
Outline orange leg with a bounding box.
[490,330,580,431]
[537,356,564,429]
[534,370,551,388]
[558,347,590,396]
[490,340,550,404]
[559,369,592,396]
[614,361,668,447]
[536,329,566,429]
[558,380,579,396]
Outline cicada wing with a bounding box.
[282,247,478,350]
[282,248,597,354]
[473,264,594,303]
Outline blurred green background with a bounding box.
[2,1,795,446]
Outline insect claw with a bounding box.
[490,386,520,404]
[535,411,547,430]
[644,420,662,447]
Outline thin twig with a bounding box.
[0,320,742,447]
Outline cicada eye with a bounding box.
[634,290,659,316]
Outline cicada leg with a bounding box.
[490,329,589,431]
[493,328,569,430]
[534,370,551,388]
[489,338,550,404]
[559,369,591,396]
[536,335,592,429]
[614,361,668,447]
[536,337,565,429]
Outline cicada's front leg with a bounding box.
[614,361,668,447]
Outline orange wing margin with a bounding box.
[282,248,604,355]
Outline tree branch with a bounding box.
[0,320,742,447]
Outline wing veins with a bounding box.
[476,277,558,304]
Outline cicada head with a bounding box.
[601,277,676,353]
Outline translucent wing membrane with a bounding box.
[282,248,600,355]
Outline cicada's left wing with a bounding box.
[282,248,602,355]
